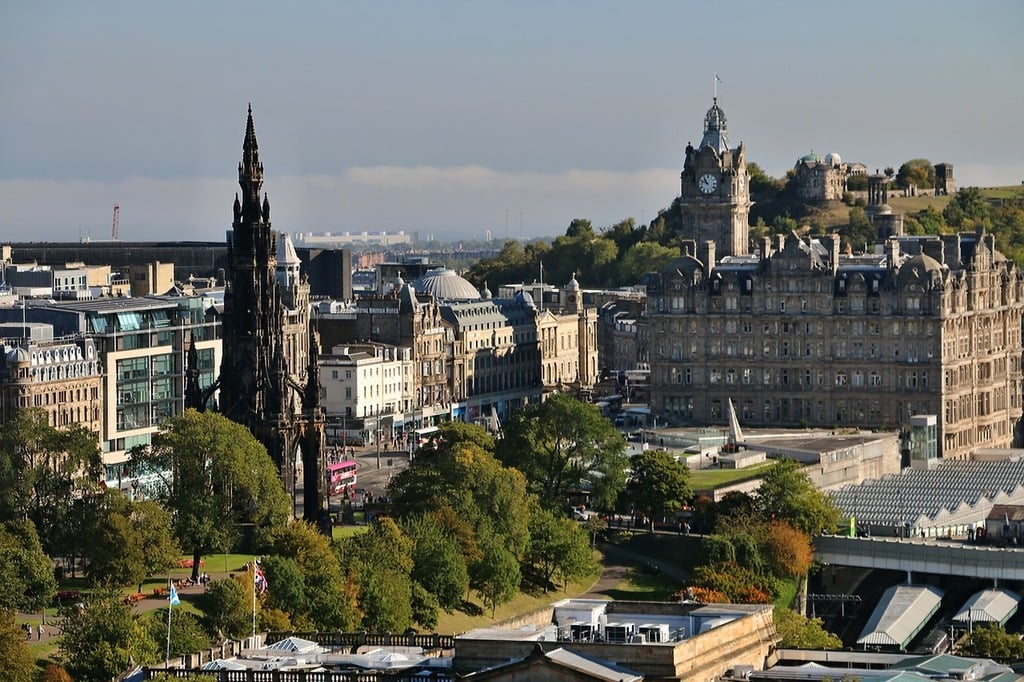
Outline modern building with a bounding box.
[0,295,221,489]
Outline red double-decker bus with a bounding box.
[326,460,358,495]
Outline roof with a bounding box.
[412,268,480,301]
[953,588,1021,624]
[857,585,943,647]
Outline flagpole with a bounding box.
[165,576,173,668]
[251,558,257,643]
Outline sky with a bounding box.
[2,1,1022,244]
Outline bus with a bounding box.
[326,460,358,495]
[414,426,441,447]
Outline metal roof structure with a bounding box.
[953,588,1021,625]
[857,585,943,648]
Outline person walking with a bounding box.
[37,624,44,640]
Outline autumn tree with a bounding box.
[199,576,253,640]
[497,393,628,511]
[0,611,35,682]
[624,449,692,531]
[761,520,814,579]
[131,410,291,581]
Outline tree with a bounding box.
[271,521,358,631]
[471,538,520,617]
[842,208,875,253]
[687,562,775,604]
[756,459,842,536]
[895,159,935,190]
[620,242,681,284]
[624,449,692,531]
[198,576,252,640]
[0,519,57,613]
[132,410,290,581]
[944,186,989,228]
[0,611,35,682]
[390,436,534,561]
[259,555,309,628]
[960,622,1024,662]
[59,588,156,681]
[84,495,179,592]
[524,508,595,591]
[402,513,469,611]
[144,608,212,660]
[0,408,103,557]
[497,394,628,511]
[761,520,814,579]
[342,517,415,632]
[774,607,842,649]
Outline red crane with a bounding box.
[111,204,120,240]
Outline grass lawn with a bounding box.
[608,532,706,575]
[597,564,682,602]
[689,461,775,490]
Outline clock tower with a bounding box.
[679,97,751,257]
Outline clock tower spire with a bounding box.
[678,94,751,258]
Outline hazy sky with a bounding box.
[2,1,1022,244]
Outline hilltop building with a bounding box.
[792,151,847,202]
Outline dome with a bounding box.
[480,282,492,300]
[799,151,824,164]
[898,253,943,283]
[825,152,842,167]
[513,290,536,308]
[411,268,480,301]
[566,274,580,291]
[5,346,30,364]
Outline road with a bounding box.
[295,445,412,518]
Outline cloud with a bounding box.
[1,166,680,243]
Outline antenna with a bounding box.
[111,204,120,240]
[714,73,722,100]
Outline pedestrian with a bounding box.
[37,624,44,640]
[22,623,30,640]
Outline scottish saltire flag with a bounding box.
[169,583,180,606]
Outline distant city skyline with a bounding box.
[2,1,1022,244]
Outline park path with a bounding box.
[580,541,690,599]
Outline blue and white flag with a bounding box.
[169,583,180,606]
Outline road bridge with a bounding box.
[815,535,1024,583]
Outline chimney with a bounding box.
[921,238,944,265]
[885,238,901,270]
[701,240,716,272]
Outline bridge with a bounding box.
[815,535,1024,583]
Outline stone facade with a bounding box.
[214,106,326,528]
[646,230,1024,461]
[793,152,847,202]
[678,98,751,258]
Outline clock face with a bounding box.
[698,174,718,194]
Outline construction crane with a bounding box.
[111,204,120,240]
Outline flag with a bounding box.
[715,73,723,83]
[169,583,180,606]
[253,562,268,595]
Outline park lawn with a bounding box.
[332,525,368,541]
[611,532,705,576]
[689,461,775,491]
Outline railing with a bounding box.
[265,631,455,651]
